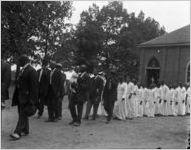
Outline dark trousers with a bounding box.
[37,95,45,116]
[47,87,59,120]
[68,92,84,123]
[14,104,29,135]
[85,97,100,119]
[48,102,59,120]
[104,99,115,121]
[58,98,63,117]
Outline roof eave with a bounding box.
[137,42,190,48]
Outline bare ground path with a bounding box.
[1,96,190,149]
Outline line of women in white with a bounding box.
[113,80,190,120]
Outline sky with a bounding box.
[69,1,190,33]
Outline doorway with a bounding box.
[147,68,160,87]
[146,56,160,87]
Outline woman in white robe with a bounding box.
[185,86,190,115]
[174,87,179,116]
[154,86,161,115]
[143,88,149,117]
[176,84,186,116]
[113,76,128,120]
[167,88,173,116]
[126,80,134,119]
[147,87,155,117]
[171,87,177,116]
[137,85,144,117]
[161,83,169,116]
[131,80,138,118]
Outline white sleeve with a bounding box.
[122,83,128,99]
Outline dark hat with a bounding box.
[55,63,62,69]
[18,55,30,66]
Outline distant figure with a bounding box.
[126,78,134,119]
[36,59,50,118]
[113,75,128,120]
[46,61,65,122]
[68,70,79,125]
[1,60,11,109]
[103,70,118,123]
[69,64,90,126]
[10,55,38,140]
[186,84,190,115]
[84,71,105,120]
[56,63,66,120]
[176,83,186,116]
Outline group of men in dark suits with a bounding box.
[9,54,118,140]
[68,64,118,125]
[10,55,66,140]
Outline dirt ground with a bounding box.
[1,96,190,149]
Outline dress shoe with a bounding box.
[10,133,20,140]
[53,118,59,122]
[73,122,80,127]
[69,121,75,125]
[105,120,110,124]
[45,119,54,122]
[83,117,89,120]
[20,132,29,136]
[37,115,42,119]
[58,117,62,120]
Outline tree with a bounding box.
[1,1,72,63]
[75,1,166,78]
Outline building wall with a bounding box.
[139,45,190,86]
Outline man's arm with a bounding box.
[29,68,39,104]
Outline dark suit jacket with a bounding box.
[89,76,104,102]
[50,69,65,99]
[37,67,50,98]
[1,61,11,100]
[12,65,38,106]
[103,74,118,102]
[77,72,91,102]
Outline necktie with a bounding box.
[108,79,111,89]
[50,69,55,84]
[39,69,43,82]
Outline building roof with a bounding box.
[138,25,190,47]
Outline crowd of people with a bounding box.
[1,55,190,141]
[71,69,191,122]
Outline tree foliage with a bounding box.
[1,1,72,63]
[75,1,166,77]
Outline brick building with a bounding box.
[138,25,190,87]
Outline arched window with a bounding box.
[186,62,190,84]
[147,56,160,69]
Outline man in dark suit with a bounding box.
[84,72,105,120]
[10,55,38,140]
[36,59,50,118]
[103,70,118,124]
[46,61,65,122]
[57,64,66,120]
[1,60,11,109]
[69,64,90,126]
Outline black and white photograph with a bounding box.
[1,0,190,149]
